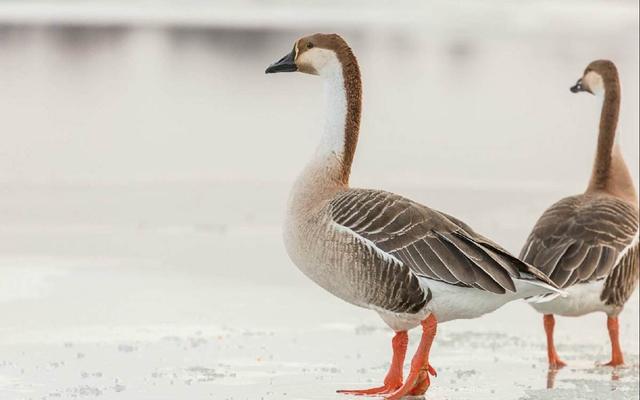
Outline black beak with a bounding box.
[265,48,297,74]
[570,78,585,93]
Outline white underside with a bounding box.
[529,280,618,317]
[377,276,558,331]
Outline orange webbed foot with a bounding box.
[548,358,567,370]
[385,365,437,399]
[338,331,408,397]
[600,359,624,368]
[337,382,402,396]
[407,364,437,396]
[385,316,438,400]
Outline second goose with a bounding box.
[265,33,562,399]
[521,60,639,369]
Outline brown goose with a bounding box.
[266,33,561,398]
[521,60,639,369]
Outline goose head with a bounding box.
[570,60,618,97]
[265,33,349,76]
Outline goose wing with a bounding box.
[519,194,639,294]
[329,189,557,294]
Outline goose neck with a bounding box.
[587,75,637,203]
[312,50,362,188]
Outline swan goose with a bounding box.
[266,33,562,398]
[521,60,639,369]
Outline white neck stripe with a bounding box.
[315,57,346,160]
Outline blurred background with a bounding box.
[0,1,638,399]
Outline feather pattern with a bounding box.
[520,193,639,307]
[329,189,557,297]
[602,239,639,306]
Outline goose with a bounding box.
[265,33,562,398]
[521,60,639,369]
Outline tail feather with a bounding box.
[514,277,567,299]
[526,292,564,304]
[473,237,562,291]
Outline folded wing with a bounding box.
[330,189,557,295]
[520,195,639,300]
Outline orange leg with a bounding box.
[386,315,438,400]
[543,314,566,369]
[603,316,624,367]
[337,331,408,395]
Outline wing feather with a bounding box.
[437,232,514,293]
[330,189,559,295]
[520,194,639,288]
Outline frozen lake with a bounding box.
[0,183,637,400]
[0,1,638,399]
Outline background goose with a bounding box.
[521,60,639,369]
[266,33,561,399]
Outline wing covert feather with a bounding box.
[330,189,556,294]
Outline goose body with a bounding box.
[285,186,559,328]
[522,193,639,317]
[267,33,560,398]
[521,60,639,368]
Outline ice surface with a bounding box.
[0,1,638,399]
[0,184,637,400]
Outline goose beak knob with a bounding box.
[265,49,297,74]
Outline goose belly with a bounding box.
[376,279,516,330]
[530,280,615,317]
[421,277,555,323]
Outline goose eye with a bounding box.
[307,42,314,49]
